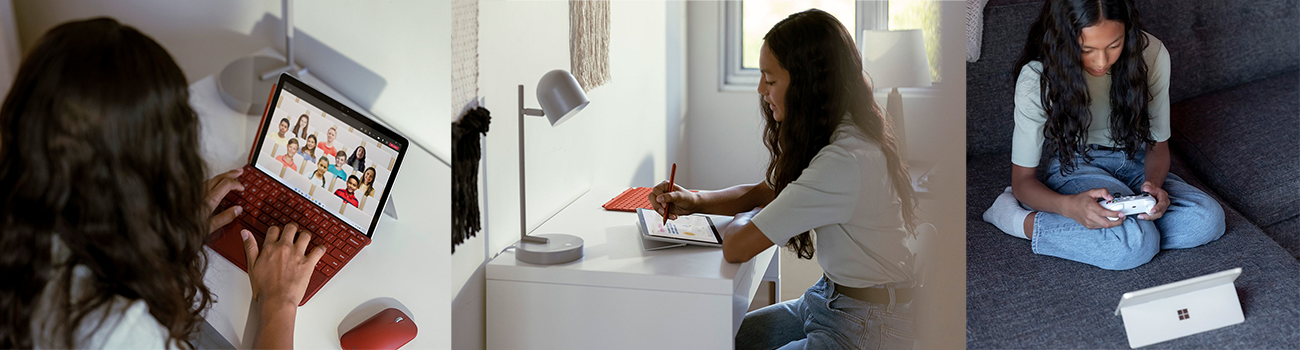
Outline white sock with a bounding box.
[982,187,1032,239]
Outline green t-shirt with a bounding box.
[1011,32,1170,168]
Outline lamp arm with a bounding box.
[519,84,548,244]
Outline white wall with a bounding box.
[13,0,450,163]
[685,1,966,349]
[451,1,672,349]
[11,1,453,348]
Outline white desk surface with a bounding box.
[193,70,445,349]
[486,186,777,337]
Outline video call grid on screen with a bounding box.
[251,85,403,234]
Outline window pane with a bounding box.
[888,0,941,82]
[741,0,856,70]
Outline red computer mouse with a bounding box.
[340,308,418,350]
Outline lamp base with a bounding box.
[515,233,584,265]
[216,55,289,115]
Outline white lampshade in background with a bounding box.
[860,29,931,89]
[535,69,590,127]
[860,29,930,161]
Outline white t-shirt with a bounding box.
[749,118,917,288]
[31,238,170,349]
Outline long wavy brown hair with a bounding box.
[761,9,918,259]
[1013,0,1153,174]
[0,18,212,348]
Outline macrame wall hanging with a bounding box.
[570,0,610,91]
[452,107,489,253]
[451,0,481,254]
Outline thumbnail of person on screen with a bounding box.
[277,138,299,172]
[328,150,348,179]
[299,134,318,160]
[318,126,339,157]
[346,145,366,170]
[310,157,331,188]
[359,167,377,198]
[291,113,310,137]
[335,175,361,207]
[268,117,292,146]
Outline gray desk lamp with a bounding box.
[515,69,590,265]
[216,0,307,115]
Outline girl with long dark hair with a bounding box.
[346,145,367,170]
[650,9,918,349]
[981,0,1224,270]
[0,18,322,348]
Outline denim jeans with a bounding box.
[735,277,914,350]
[1030,145,1226,270]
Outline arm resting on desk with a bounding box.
[722,208,775,263]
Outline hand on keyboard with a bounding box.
[205,168,247,234]
[243,222,326,307]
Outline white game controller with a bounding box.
[1098,192,1157,221]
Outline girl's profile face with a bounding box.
[298,115,309,126]
[1079,19,1125,77]
[364,169,375,183]
[757,42,789,122]
[357,147,366,158]
[317,159,328,172]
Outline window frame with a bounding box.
[719,0,940,94]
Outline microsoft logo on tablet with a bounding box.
[1177,308,1189,321]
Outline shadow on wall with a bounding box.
[630,152,655,187]
[249,13,387,112]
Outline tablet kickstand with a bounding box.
[641,236,687,251]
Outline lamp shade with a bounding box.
[535,69,590,126]
[860,29,931,89]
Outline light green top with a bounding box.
[1011,32,1170,168]
[750,117,916,288]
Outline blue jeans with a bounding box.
[1030,146,1226,270]
[735,277,914,350]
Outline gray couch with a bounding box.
[965,0,1300,348]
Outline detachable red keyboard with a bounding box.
[602,187,656,212]
[208,165,371,306]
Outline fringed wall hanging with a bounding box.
[452,107,490,253]
[569,0,610,91]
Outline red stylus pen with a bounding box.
[664,163,676,224]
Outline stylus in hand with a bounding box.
[664,163,676,225]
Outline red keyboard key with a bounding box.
[321,265,336,276]
[321,254,341,268]
[342,245,357,255]
[347,237,363,248]
[330,248,348,261]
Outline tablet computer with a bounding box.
[636,208,723,247]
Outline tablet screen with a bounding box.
[250,75,407,236]
[637,208,721,244]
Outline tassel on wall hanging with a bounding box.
[452,107,490,253]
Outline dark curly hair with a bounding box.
[1013,0,1154,174]
[761,9,918,260]
[0,18,211,348]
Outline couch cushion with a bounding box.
[1263,215,1300,261]
[1168,71,1299,232]
[966,156,1300,348]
